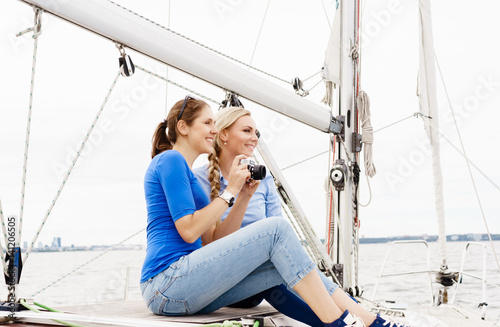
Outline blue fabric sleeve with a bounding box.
[157,151,196,222]
[193,164,211,197]
[264,175,282,218]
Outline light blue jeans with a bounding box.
[140,217,337,315]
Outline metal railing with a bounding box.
[451,242,500,319]
[370,240,434,304]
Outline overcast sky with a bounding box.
[1,0,499,248]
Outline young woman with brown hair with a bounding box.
[141,98,409,327]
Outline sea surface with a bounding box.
[9,241,500,325]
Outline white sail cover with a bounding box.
[418,0,447,266]
[322,3,341,105]
[19,0,332,132]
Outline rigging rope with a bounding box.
[31,228,145,297]
[16,7,43,246]
[104,0,292,86]
[437,130,500,192]
[20,298,250,327]
[429,53,500,272]
[23,69,122,265]
[0,199,9,275]
[321,0,333,30]
[374,113,419,133]
[20,299,87,327]
[357,91,374,206]
[135,65,223,107]
[304,77,324,95]
[277,186,341,286]
[357,91,375,178]
[281,150,328,171]
[164,0,171,118]
[249,0,270,66]
[375,113,499,192]
[303,70,323,83]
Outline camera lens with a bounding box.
[249,165,266,180]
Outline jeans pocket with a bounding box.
[148,291,189,315]
[168,255,187,270]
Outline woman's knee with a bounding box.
[265,217,293,234]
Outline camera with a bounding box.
[240,158,266,180]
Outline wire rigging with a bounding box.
[249,0,270,66]
[164,0,171,117]
[0,199,9,275]
[103,0,292,86]
[23,69,123,265]
[437,130,499,192]
[434,53,500,272]
[321,0,332,30]
[16,7,43,246]
[374,113,420,133]
[31,228,145,297]
[135,65,223,107]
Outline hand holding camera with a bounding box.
[239,158,266,180]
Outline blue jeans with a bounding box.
[230,284,326,327]
[140,217,337,316]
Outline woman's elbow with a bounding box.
[175,218,199,243]
[179,230,199,244]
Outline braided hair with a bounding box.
[207,107,252,225]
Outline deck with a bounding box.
[2,298,496,326]
[4,300,304,327]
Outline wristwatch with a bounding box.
[218,190,235,207]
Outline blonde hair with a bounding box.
[208,107,251,225]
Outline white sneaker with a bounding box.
[325,310,366,327]
[342,312,367,327]
[370,313,411,327]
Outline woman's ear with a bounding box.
[219,129,228,143]
[177,120,188,136]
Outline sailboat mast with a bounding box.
[328,0,361,294]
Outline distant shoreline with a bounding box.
[359,233,500,244]
[27,233,500,252]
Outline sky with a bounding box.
[1,0,499,248]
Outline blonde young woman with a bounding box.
[193,107,410,327]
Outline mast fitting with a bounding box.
[115,43,135,77]
[220,92,244,109]
[330,159,347,191]
[350,44,359,60]
[292,77,309,97]
[329,115,344,136]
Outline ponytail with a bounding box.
[151,120,172,158]
[150,96,208,158]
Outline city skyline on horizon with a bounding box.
[25,232,500,250]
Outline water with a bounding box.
[8,241,500,324]
[358,241,500,324]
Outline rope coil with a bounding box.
[357,91,376,178]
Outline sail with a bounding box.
[417,0,447,267]
[322,2,341,106]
